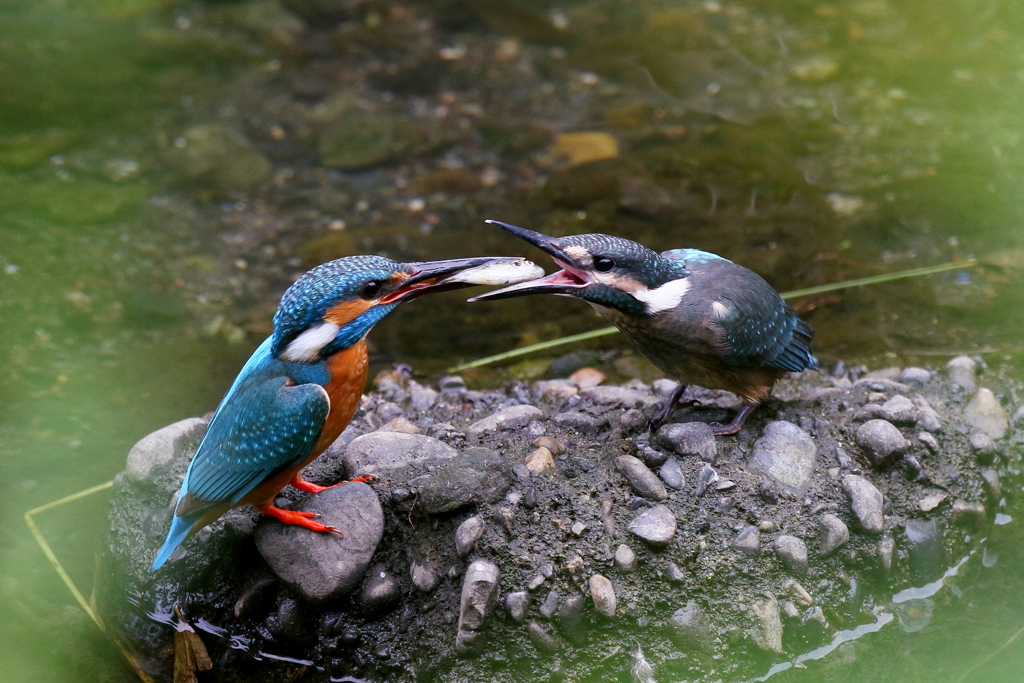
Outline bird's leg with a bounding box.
[647,384,696,431]
[290,473,378,494]
[709,403,757,436]
[258,504,342,536]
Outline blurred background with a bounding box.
[2,0,1024,681]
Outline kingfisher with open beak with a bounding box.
[471,221,817,435]
[151,253,538,571]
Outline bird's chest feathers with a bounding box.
[313,341,368,453]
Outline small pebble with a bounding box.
[856,420,909,467]
[627,505,677,547]
[589,574,616,617]
[773,535,808,576]
[506,591,530,622]
[819,514,849,556]
[659,458,684,489]
[455,515,486,558]
[614,544,637,572]
[733,525,761,556]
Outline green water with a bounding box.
[2,0,1024,681]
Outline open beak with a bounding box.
[468,220,592,302]
[380,256,532,304]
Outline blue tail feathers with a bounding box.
[150,513,198,571]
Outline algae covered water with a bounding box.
[2,0,1024,681]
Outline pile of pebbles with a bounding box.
[97,355,1023,682]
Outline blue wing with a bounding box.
[151,340,329,570]
[662,249,815,373]
[174,376,329,516]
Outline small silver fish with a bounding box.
[442,257,545,286]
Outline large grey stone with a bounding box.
[553,412,603,435]
[963,388,1009,439]
[751,593,784,653]
[843,474,884,533]
[749,421,817,495]
[627,505,677,547]
[654,422,717,462]
[455,560,501,653]
[126,417,208,484]
[589,574,616,617]
[947,355,977,391]
[344,432,456,479]
[819,514,849,556]
[468,404,543,435]
[773,535,808,576]
[255,482,383,601]
[669,600,712,651]
[420,448,513,515]
[581,386,656,408]
[615,455,667,501]
[856,419,910,467]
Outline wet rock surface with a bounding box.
[98,365,1023,683]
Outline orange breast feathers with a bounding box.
[312,340,369,457]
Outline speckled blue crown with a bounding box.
[556,233,689,287]
[271,255,404,356]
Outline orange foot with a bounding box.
[289,473,379,494]
[258,504,342,536]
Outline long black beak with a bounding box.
[380,256,522,304]
[469,220,591,302]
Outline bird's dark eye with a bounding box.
[361,280,382,298]
[594,257,615,272]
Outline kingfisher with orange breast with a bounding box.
[151,253,536,571]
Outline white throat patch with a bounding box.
[281,321,340,362]
[631,278,692,314]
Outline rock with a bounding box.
[616,455,668,501]
[856,420,910,467]
[571,522,587,537]
[951,500,987,528]
[659,458,684,489]
[344,432,457,480]
[582,386,656,408]
[408,382,438,412]
[627,505,677,547]
[696,463,718,497]
[378,417,421,434]
[568,367,605,390]
[842,474,885,533]
[164,123,272,191]
[532,380,578,402]
[819,514,849,556]
[749,421,817,495]
[614,544,637,572]
[652,378,681,398]
[360,565,400,616]
[733,525,761,556]
[877,537,895,576]
[455,560,501,654]
[539,590,560,617]
[125,417,207,484]
[420,448,513,515]
[751,593,784,653]
[468,404,544,435]
[874,396,918,424]
[527,622,559,652]
[255,482,383,601]
[556,594,585,627]
[917,491,947,512]
[653,422,717,462]
[947,355,977,391]
[899,367,932,386]
[553,412,603,435]
[981,468,1001,500]
[410,559,440,593]
[963,389,1009,439]
[918,431,940,452]
[438,375,466,393]
[913,396,943,432]
[969,433,998,463]
[456,515,486,557]
[533,436,567,455]
[506,591,530,622]
[589,574,616,617]
[773,535,808,575]
[669,600,712,651]
[904,519,945,582]
[633,438,669,467]
[783,577,813,606]
[524,447,556,474]
[545,351,602,379]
